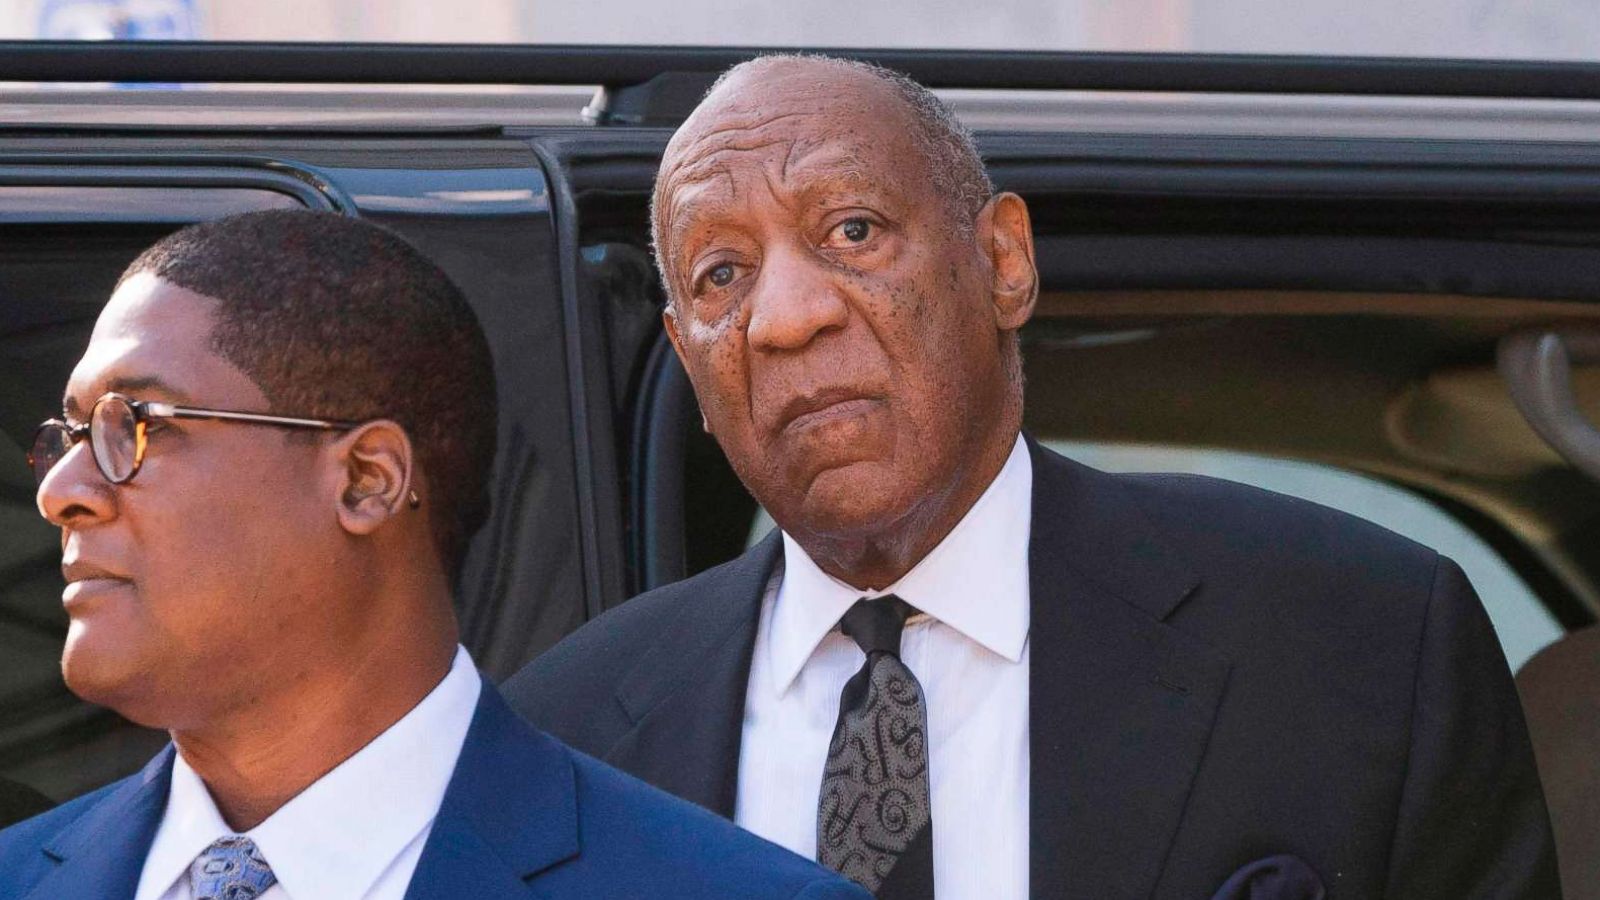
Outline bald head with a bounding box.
[650,50,1037,589]
[650,54,993,296]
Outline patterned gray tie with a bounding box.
[189,835,278,900]
[817,595,935,897]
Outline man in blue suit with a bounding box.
[0,210,868,900]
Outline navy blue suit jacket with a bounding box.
[0,680,870,900]
[506,438,1558,899]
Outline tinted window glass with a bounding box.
[0,186,301,806]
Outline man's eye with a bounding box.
[836,218,871,243]
[706,263,735,288]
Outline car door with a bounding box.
[0,132,587,803]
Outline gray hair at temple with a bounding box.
[648,53,996,278]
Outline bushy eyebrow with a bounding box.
[667,192,737,249]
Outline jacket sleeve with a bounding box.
[1382,555,1562,898]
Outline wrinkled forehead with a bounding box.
[662,130,875,225]
[656,71,922,233]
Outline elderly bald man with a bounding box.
[507,55,1558,900]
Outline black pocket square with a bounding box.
[1210,855,1327,900]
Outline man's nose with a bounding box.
[745,245,850,352]
[37,441,116,529]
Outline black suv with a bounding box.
[2,42,1598,894]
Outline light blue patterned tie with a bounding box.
[189,836,277,900]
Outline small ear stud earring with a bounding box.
[408,489,421,509]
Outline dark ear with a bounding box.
[663,302,687,367]
[662,304,714,434]
[980,192,1039,333]
[330,419,415,537]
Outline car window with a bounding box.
[0,185,303,805]
[746,442,1563,672]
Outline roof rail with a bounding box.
[5,41,1600,101]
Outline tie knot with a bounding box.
[839,595,915,657]
[190,835,277,900]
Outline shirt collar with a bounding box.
[769,434,1032,693]
[136,645,482,900]
[135,747,231,900]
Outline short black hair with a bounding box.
[119,209,497,580]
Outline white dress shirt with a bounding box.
[134,645,482,900]
[736,435,1032,900]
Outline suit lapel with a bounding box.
[1026,439,1232,900]
[602,531,781,817]
[404,679,579,900]
[25,746,174,900]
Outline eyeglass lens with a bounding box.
[27,395,142,487]
[27,424,72,486]
[90,395,140,483]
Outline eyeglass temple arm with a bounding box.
[145,402,358,431]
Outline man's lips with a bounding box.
[777,388,882,434]
[60,561,133,608]
[62,560,130,585]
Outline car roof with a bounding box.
[10,84,1600,144]
[10,42,1600,141]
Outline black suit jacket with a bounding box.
[0,778,51,831]
[505,439,1558,898]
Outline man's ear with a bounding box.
[663,301,685,362]
[662,303,713,434]
[980,192,1039,333]
[330,419,415,537]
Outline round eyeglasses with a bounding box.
[29,392,359,487]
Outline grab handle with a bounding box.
[1498,329,1600,480]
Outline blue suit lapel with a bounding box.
[25,746,174,900]
[1026,439,1231,900]
[403,680,579,900]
